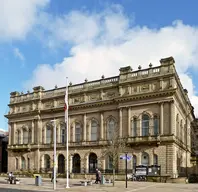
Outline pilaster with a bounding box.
[83,114,86,141]
[31,120,34,144]
[170,101,175,135]
[128,107,131,136]
[68,116,70,142]
[8,123,11,145]
[119,108,123,137]
[160,103,164,135]
[100,112,104,140]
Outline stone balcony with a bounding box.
[7,134,178,151]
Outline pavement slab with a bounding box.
[0,177,198,192]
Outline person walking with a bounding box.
[95,169,99,184]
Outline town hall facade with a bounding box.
[5,57,194,178]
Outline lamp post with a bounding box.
[125,152,128,188]
[51,119,56,191]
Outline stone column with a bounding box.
[69,156,73,173]
[72,122,75,142]
[139,117,142,137]
[31,120,34,144]
[119,108,123,137]
[20,130,23,144]
[170,102,174,135]
[137,153,141,166]
[101,159,105,171]
[38,119,42,144]
[84,157,89,173]
[83,114,86,141]
[149,153,153,166]
[35,149,40,172]
[13,123,16,144]
[160,78,164,90]
[128,107,131,136]
[160,103,164,135]
[57,125,60,143]
[100,113,104,140]
[68,116,70,142]
[8,123,11,145]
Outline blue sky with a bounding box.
[1,0,198,130]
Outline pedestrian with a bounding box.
[51,168,57,183]
[95,168,99,184]
[98,170,101,184]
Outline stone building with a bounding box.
[5,56,194,178]
[0,130,8,173]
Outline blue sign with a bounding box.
[120,155,132,160]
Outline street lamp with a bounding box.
[125,152,128,188]
[51,119,56,191]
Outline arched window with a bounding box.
[17,130,21,144]
[21,156,26,170]
[142,114,149,136]
[132,117,137,137]
[44,154,50,169]
[60,124,65,144]
[16,158,18,170]
[153,116,159,135]
[141,152,149,166]
[176,114,179,138]
[132,155,137,170]
[180,120,183,141]
[27,158,30,170]
[107,155,113,170]
[107,118,116,140]
[91,120,98,141]
[28,130,32,143]
[75,122,82,142]
[153,154,158,165]
[23,128,28,144]
[46,125,52,144]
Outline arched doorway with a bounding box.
[58,154,65,173]
[89,153,97,173]
[73,154,81,173]
[141,152,149,166]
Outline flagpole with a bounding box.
[66,77,70,188]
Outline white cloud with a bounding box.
[0,0,49,41]
[13,48,25,62]
[24,6,198,116]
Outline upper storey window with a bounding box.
[107,118,116,140]
[91,120,98,141]
[75,122,82,142]
[142,114,149,136]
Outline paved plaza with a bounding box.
[0,177,198,192]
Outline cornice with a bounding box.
[6,89,177,119]
[5,110,39,119]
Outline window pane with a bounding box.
[108,156,113,169]
[75,123,81,142]
[91,121,97,141]
[154,117,158,135]
[46,127,51,144]
[142,115,149,136]
[133,118,137,136]
[108,119,115,139]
